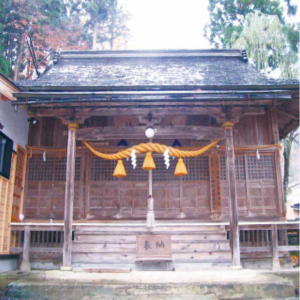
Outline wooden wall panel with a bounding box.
[233,115,272,146]
[0,153,16,254]
[28,117,67,147]
[24,153,82,220]
[84,179,211,220]
[11,146,27,221]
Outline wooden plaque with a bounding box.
[136,234,172,260]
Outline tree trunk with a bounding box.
[13,35,25,81]
[92,23,98,50]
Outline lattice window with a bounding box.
[28,156,81,181]
[247,155,274,180]
[220,155,246,180]
[53,157,66,181]
[220,156,226,180]
[28,157,55,180]
[91,159,117,181]
[220,154,275,181]
[183,157,209,181]
[235,156,246,180]
[90,156,209,181]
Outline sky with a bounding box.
[121,0,211,50]
[121,0,299,50]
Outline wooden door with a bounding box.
[86,154,211,220]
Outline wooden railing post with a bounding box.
[272,224,280,270]
[62,123,78,270]
[20,225,31,272]
[223,122,241,268]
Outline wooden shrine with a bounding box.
[10,49,299,271]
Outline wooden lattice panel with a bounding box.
[28,156,81,181]
[90,156,209,182]
[219,154,274,181]
[0,153,16,254]
[11,146,27,221]
[247,155,274,180]
[235,156,246,180]
[219,152,278,218]
[25,155,81,219]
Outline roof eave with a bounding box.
[16,83,299,93]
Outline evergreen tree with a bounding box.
[205,0,299,78]
[232,12,299,78]
[79,0,129,50]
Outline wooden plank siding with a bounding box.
[0,153,16,254]
[11,146,27,221]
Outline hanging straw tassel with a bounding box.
[174,158,188,176]
[113,160,127,178]
[143,152,156,170]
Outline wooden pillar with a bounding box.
[62,123,78,270]
[209,151,222,220]
[272,224,280,270]
[223,122,241,268]
[269,110,285,218]
[20,225,31,272]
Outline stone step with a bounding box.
[5,280,297,300]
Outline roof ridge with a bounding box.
[60,49,244,59]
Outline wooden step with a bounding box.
[75,230,227,236]
[72,252,136,264]
[72,243,136,253]
[74,235,136,244]
[72,241,230,253]
[172,241,230,252]
[75,225,226,233]
[171,234,228,241]
[72,251,232,264]
[74,234,228,244]
[173,251,231,262]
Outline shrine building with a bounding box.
[6,49,299,271]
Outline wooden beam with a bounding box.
[223,122,241,268]
[62,123,78,270]
[76,126,224,141]
[21,98,286,108]
[276,108,298,120]
[20,225,31,272]
[0,75,19,100]
[29,106,265,121]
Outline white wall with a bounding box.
[0,100,28,150]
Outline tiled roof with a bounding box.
[17,49,297,90]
